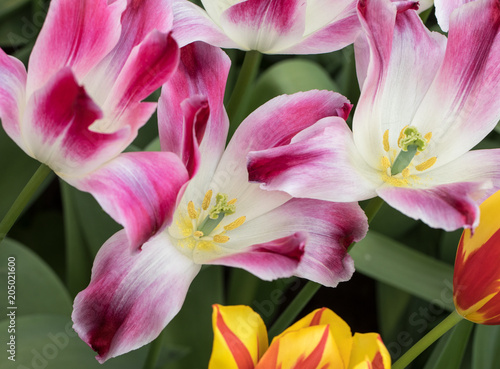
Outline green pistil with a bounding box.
[198,193,235,236]
[391,127,426,176]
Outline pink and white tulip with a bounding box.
[72,42,368,362]
[248,0,500,231]
[434,0,475,31]
[0,0,189,248]
[171,0,361,53]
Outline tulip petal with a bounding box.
[434,0,473,32]
[22,68,129,175]
[377,148,500,231]
[205,198,367,287]
[348,333,391,369]
[257,325,339,369]
[354,0,446,168]
[159,42,230,183]
[100,30,179,135]
[454,190,500,324]
[283,1,360,54]
[218,0,307,52]
[248,116,381,202]
[65,151,190,249]
[171,0,237,48]
[413,0,500,165]
[209,305,268,369]
[277,308,353,368]
[0,48,27,149]
[27,0,125,95]
[72,230,201,363]
[82,0,174,97]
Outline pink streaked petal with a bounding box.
[282,3,360,54]
[434,0,473,32]
[208,233,307,281]
[207,198,368,287]
[172,0,237,48]
[23,68,129,175]
[412,0,500,165]
[248,117,380,202]
[82,0,174,97]
[377,183,482,231]
[354,0,446,167]
[66,152,190,249]
[159,42,230,191]
[104,30,179,133]
[27,0,126,95]
[72,230,201,363]
[0,48,27,149]
[219,0,307,52]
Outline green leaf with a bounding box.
[61,181,93,297]
[376,282,412,340]
[0,315,148,369]
[0,238,72,316]
[161,266,224,369]
[0,0,30,19]
[423,320,474,369]
[350,231,455,310]
[472,325,500,369]
[244,58,340,118]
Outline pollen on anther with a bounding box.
[224,216,246,231]
[188,201,198,219]
[424,132,432,142]
[194,231,203,238]
[402,168,410,177]
[381,156,391,170]
[383,130,390,152]
[397,125,409,147]
[213,234,230,243]
[415,157,437,171]
[202,190,213,210]
[228,198,237,205]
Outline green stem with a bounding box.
[226,50,263,124]
[143,331,164,369]
[392,310,464,369]
[268,197,385,337]
[268,282,320,339]
[0,163,52,244]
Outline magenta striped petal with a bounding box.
[159,42,230,182]
[66,152,190,249]
[72,230,201,363]
[208,198,367,287]
[0,48,27,149]
[26,0,125,95]
[23,68,128,175]
[434,0,474,31]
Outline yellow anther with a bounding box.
[227,198,237,205]
[213,234,230,243]
[383,130,390,152]
[202,190,213,210]
[193,231,204,238]
[187,201,198,219]
[424,132,432,142]
[402,168,410,178]
[397,125,409,147]
[381,156,391,170]
[224,216,246,231]
[415,157,437,171]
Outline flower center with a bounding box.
[380,126,436,186]
[169,190,246,256]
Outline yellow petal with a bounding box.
[348,333,391,369]
[256,325,341,369]
[209,305,268,369]
[276,308,352,367]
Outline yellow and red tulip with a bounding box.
[454,190,500,325]
[209,304,391,369]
